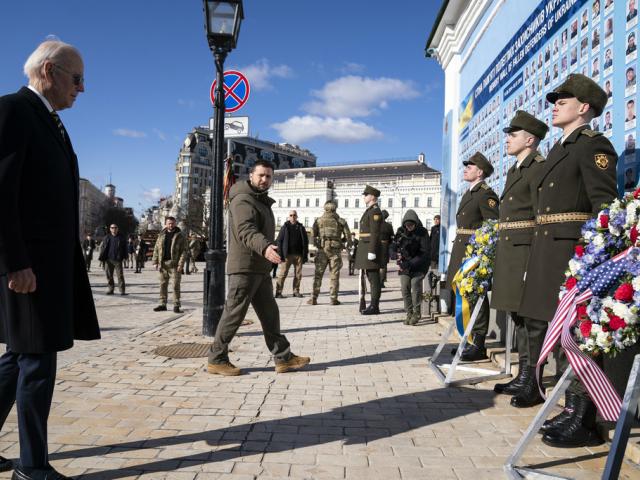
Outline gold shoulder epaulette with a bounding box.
[581,129,602,138]
[534,154,545,163]
[480,183,490,190]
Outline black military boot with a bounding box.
[510,367,544,408]
[362,303,380,315]
[539,391,578,433]
[541,396,603,447]
[494,359,527,395]
[460,334,487,361]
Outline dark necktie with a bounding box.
[50,111,66,140]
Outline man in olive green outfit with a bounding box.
[445,152,499,361]
[490,110,548,400]
[379,210,395,288]
[307,201,351,306]
[152,216,187,313]
[207,160,310,376]
[355,185,384,315]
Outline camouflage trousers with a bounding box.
[312,248,342,300]
[159,260,182,306]
[275,254,303,294]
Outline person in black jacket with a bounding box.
[396,210,430,325]
[429,215,440,269]
[275,210,309,298]
[98,224,128,295]
[82,233,96,272]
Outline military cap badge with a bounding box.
[594,154,609,170]
[488,199,497,208]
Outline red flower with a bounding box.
[575,245,585,257]
[577,304,588,318]
[632,226,639,245]
[608,315,627,331]
[580,320,592,337]
[614,283,634,302]
[599,214,609,229]
[634,187,640,199]
[565,277,577,289]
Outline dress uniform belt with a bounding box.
[535,212,592,225]
[456,228,476,235]
[497,220,536,231]
[359,233,370,238]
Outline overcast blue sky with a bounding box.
[0,1,444,215]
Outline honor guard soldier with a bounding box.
[379,210,395,288]
[355,185,384,314]
[307,201,351,305]
[518,74,617,447]
[445,152,499,360]
[490,111,548,400]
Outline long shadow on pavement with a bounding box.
[237,319,403,337]
[51,386,495,479]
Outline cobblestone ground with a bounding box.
[0,261,638,479]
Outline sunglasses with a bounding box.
[54,64,84,86]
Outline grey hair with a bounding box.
[23,40,81,90]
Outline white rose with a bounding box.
[613,302,631,319]
[584,230,594,241]
[596,331,612,347]
[633,277,640,292]
[602,297,615,310]
[593,234,605,247]
[568,259,581,276]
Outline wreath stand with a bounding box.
[504,354,640,479]
[428,294,513,387]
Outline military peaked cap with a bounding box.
[546,73,607,117]
[463,151,494,177]
[362,185,381,197]
[503,110,549,140]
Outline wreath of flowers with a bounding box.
[561,189,640,357]
[457,219,499,307]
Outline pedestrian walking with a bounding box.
[445,152,499,361]
[98,224,127,295]
[189,236,202,273]
[126,235,135,269]
[275,210,309,298]
[396,210,430,325]
[134,234,148,273]
[307,201,351,305]
[355,185,384,315]
[429,215,440,270]
[81,233,96,272]
[152,217,187,313]
[0,39,100,480]
[489,110,548,401]
[207,160,310,375]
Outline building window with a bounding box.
[402,198,407,208]
[278,199,282,207]
[427,197,433,208]
[355,199,360,208]
[354,220,359,229]
[315,198,320,207]
[296,198,301,207]
[414,197,419,207]
[388,198,393,208]
[304,217,309,227]
[345,199,349,208]
[306,198,310,207]
[287,199,291,207]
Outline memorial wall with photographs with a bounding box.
[457,0,639,200]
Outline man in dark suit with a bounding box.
[0,40,100,479]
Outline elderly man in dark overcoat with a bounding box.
[0,40,100,480]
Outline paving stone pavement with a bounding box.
[0,261,639,479]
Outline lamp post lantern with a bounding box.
[202,0,244,336]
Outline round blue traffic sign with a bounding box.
[210,70,251,113]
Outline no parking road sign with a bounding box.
[210,70,250,113]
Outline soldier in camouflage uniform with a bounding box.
[307,201,352,305]
[189,237,202,273]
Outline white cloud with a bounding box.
[271,115,383,144]
[142,187,162,202]
[113,128,146,139]
[237,58,293,91]
[152,128,166,141]
[340,62,365,74]
[304,75,420,118]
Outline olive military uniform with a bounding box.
[355,186,384,314]
[309,202,351,304]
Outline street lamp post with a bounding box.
[202,0,244,336]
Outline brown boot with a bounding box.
[275,354,311,373]
[330,298,341,305]
[207,361,241,376]
[306,297,317,305]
